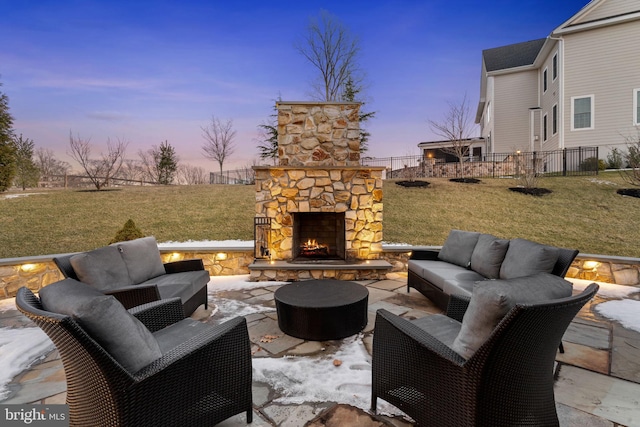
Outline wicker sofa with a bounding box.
[408,230,579,310]
[54,236,209,316]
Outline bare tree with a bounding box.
[621,129,640,186]
[68,132,128,190]
[117,159,144,183]
[201,116,236,174]
[35,148,71,177]
[295,10,360,101]
[177,164,207,185]
[427,94,475,179]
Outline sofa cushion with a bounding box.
[421,264,484,292]
[499,238,560,279]
[115,236,166,285]
[412,314,462,348]
[70,246,132,291]
[140,270,210,303]
[437,230,481,268]
[451,273,573,359]
[39,278,105,314]
[470,234,510,279]
[73,295,162,373]
[442,278,477,298]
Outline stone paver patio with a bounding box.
[1,272,640,426]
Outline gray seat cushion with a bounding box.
[442,278,478,298]
[153,318,210,354]
[412,314,462,348]
[408,259,453,278]
[115,236,166,284]
[70,245,132,291]
[437,230,481,268]
[140,271,210,303]
[451,273,573,359]
[499,238,560,279]
[470,234,509,279]
[421,264,484,292]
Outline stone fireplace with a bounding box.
[250,101,390,281]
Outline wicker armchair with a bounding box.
[371,283,598,427]
[16,287,253,427]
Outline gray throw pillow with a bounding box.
[115,236,166,284]
[499,238,560,279]
[451,273,573,359]
[470,234,510,279]
[73,295,162,373]
[437,230,481,268]
[39,278,105,314]
[70,245,132,291]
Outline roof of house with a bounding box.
[482,38,546,72]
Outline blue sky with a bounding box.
[0,0,590,171]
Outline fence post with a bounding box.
[596,146,599,175]
[562,149,567,176]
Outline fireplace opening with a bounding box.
[292,212,345,262]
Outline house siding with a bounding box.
[563,19,640,149]
[492,70,538,153]
[540,46,561,151]
[573,0,638,24]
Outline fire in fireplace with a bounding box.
[292,212,345,261]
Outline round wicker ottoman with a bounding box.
[274,280,369,341]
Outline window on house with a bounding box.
[635,89,640,126]
[552,53,558,81]
[572,95,594,130]
[543,113,548,141]
[552,104,558,135]
[543,68,548,92]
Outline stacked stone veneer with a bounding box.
[276,102,362,167]
[254,166,384,261]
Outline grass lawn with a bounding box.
[1,172,638,258]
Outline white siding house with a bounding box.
[475,0,640,160]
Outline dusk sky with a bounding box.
[1,0,591,172]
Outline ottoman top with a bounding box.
[274,280,368,309]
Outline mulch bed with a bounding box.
[509,187,553,196]
[395,180,430,188]
[449,178,482,184]
[617,189,640,198]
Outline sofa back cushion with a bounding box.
[451,273,573,359]
[39,278,162,373]
[470,234,510,279]
[437,230,481,268]
[115,236,166,284]
[499,238,560,280]
[70,246,132,291]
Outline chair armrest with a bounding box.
[105,285,161,309]
[129,298,185,332]
[164,258,205,274]
[134,316,251,382]
[446,294,471,323]
[409,250,440,260]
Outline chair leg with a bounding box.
[370,394,377,413]
[246,409,253,423]
[559,342,565,354]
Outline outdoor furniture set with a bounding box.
[15,231,594,426]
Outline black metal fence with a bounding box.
[360,147,600,179]
[209,167,256,185]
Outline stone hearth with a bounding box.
[250,101,390,281]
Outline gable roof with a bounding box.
[482,38,546,72]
